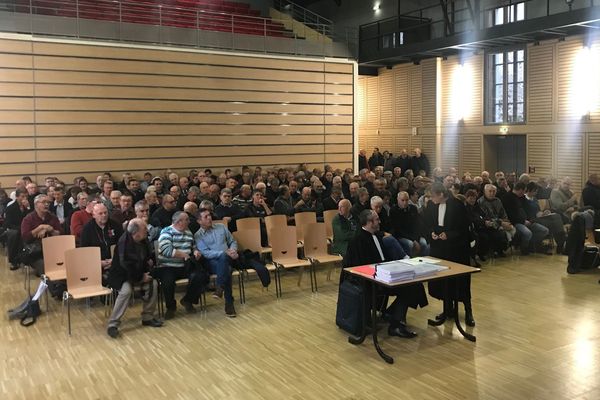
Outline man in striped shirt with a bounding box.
[156,211,205,320]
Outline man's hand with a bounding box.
[439,232,447,240]
[485,220,494,228]
[193,249,202,260]
[501,221,512,230]
[222,216,232,224]
[101,259,112,269]
[431,232,439,240]
[413,241,421,254]
[142,272,152,283]
[226,248,238,260]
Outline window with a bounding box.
[486,48,526,124]
[491,2,525,26]
[381,32,404,49]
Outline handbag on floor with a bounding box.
[335,277,367,337]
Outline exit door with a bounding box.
[483,135,526,175]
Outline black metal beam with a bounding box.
[360,5,600,65]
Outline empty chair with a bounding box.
[265,214,287,246]
[267,226,312,297]
[64,247,112,335]
[323,209,338,242]
[41,235,75,311]
[295,211,317,244]
[302,223,343,289]
[236,217,261,231]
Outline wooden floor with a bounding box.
[1,249,599,400]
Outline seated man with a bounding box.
[581,173,600,227]
[322,187,342,211]
[502,182,550,255]
[194,208,237,317]
[550,177,578,223]
[20,194,62,276]
[110,194,135,225]
[344,210,427,338]
[106,218,162,338]
[3,188,30,270]
[80,203,124,283]
[150,194,177,229]
[523,182,566,254]
[70,192,95,244]
[350,187,370,219]
[244,190,272,245]
[477,184,514,257]
[273,185,295,222]
[214,188,243,232]
[233,184,253,211]
[50,186,74,234]
[156,211,205,319]
[133,200,160,242]
[331,199,357,257]
[390,191,430,257]
[176,185,199,211]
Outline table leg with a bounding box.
[453,278,476,342]
[370,281,393,364]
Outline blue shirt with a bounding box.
[194,223,237,259]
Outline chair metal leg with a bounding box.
[67,297,72,336]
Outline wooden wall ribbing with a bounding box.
[0,37,354,188]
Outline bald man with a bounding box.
[331,199,357,256]
[80,203,124,282]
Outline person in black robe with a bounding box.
[343,210,428,338]
[423,183,475,327]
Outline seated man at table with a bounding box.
[194,208,237,318]
[343,209,428,338]
[156,211,205,319]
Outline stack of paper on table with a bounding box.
[374,259,448,283]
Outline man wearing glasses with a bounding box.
[134,200,160,242]
[150,194,178,229]
[20,194,62,276]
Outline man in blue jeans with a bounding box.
[194,208,237,317]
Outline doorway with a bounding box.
[483,135,526,175]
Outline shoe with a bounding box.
[107,326,119,338]
[9,263,20,271]
[212,286,224,300]
[388,324,417,338]
[471,258,481,268]
[225,302,237,318]
[434,312,447,323]
[479,254,488,262]
[164,309,176,320]
[142,318,163,327]
[180,299,197,313]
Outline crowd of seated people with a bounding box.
[1,146,599,337]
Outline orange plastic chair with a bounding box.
[41,235,75,311]
[294,211,317,244]
[236,217,261,231]
[233,229,276,303]
[303,223,343,289]
[323,209,338,242]
[64,247,112,335]
[266,226,313,297]
[265,214,287,246]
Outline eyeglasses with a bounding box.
[139,209,149,213]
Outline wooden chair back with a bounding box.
[270,226,301,264]
[323,210,338,239]
[233,229,263,253]
[236,217,260,231]
[265,214,287,245]
[303,223,329,259]
[538,199,549,212]
[65,247,103,291]
[295,211,317,242]
[42,235,75,276]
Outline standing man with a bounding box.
[106,218,162,338]
[194,208,237,318]
[3,189,30,270]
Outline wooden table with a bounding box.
[344,259,481,364]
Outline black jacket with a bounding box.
[80,219,123,260]
[150,207,176,229]
[107,231,153,289]
[390,204,421,241]
[582,181,600,210]
[501,192,528,225]
[3,201,30,230]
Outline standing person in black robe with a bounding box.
[423,183,475,327]
[343,210,428,338]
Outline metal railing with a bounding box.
[0,0,354,58]
[273,0,334,37]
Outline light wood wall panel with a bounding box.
[394,66,409,127]
[527,43,554,123]
[409,65,422,127]
[366,76,379,127]
[0,37,354,186]
[441,134,459,171]
[378,70,393,128]
[556,134,583,193]
[421,58,437,128]
[588,133,600,174]
[527,135,554,180]
[557,39,580,121]
[460,135,482,176]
